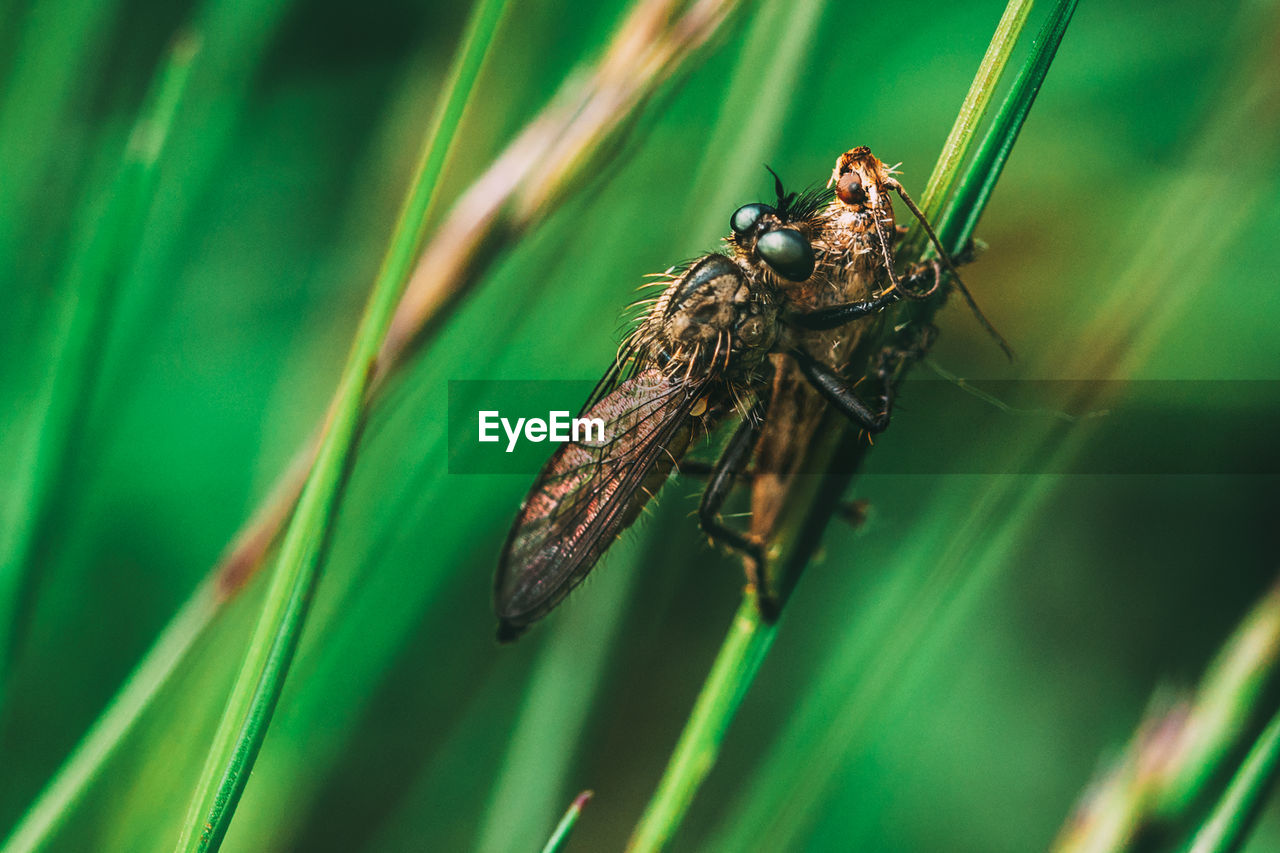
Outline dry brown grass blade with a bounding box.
[381,0,737,366]
[214,0,744,597]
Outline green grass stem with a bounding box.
[626,3,1080,847]
[540,791,594,853]
[172,0,509,847]
[936,0,1081,254]
[627,596,776,853]
[902,0,1033,255]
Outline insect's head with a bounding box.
[828,145,891,212]
[730,206,814,282]
[728,167,820,283]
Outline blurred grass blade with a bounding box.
[937,0,1081,254]
[1,584,221,853]
[627,595,776,853]
[0,33,200,707]
[476,544,639,853]
[1185,707,1280,853]
[1054,583,1280,853]
[378,0,744,368]
[1158,585,1280,818]
[173,0,510,848]
[901,0,1033,255]
[0,0,117,279]
[678,0,829,237]
[5,4,749,850]
[214,0,750,605]
[540,791,593,853]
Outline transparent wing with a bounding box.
[495,367,710,636]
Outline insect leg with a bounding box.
[784,289,901,331]
[899,258,943,300]
[886,177,1013,360]
[677,458,757,486]
[675,459,718,477]
[698,400,768,565]
[837,498,870,529]
[789,347,893,434]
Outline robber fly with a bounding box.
[493,147,1000,641]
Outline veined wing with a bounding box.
[495,367,712,639]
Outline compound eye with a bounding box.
[730,203,774,235]
[836,171,866,206]
[757,228,815,281]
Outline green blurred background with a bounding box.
[2,0,1279,850]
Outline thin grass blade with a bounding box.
[173,0,510,848]
[1055,586,1280,852]
[936,0,1082,255]
[0,34,200,709]
[540,791,593,853]
[627,595,776,853]
[901,0,1033,255]
[1185,706,1280,853]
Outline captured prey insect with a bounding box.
[744,146,1010,615]
[493,147,1001,641]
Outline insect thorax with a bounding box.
[636,254,779,379]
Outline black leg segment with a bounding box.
[674,458,717,478]
[784,288,900,331]
[789,347,893,434]
[698,400,767,565]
